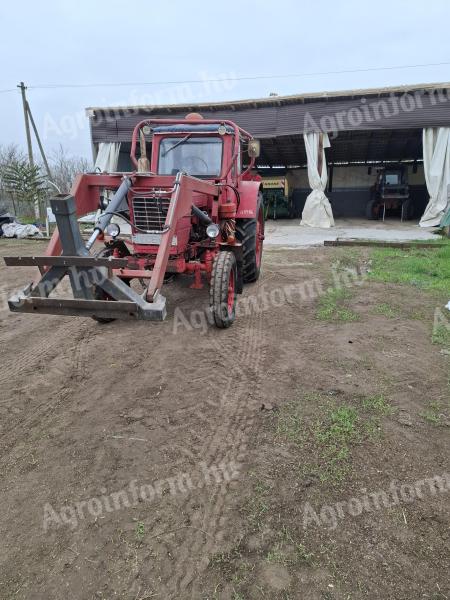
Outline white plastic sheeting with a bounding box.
[1,223,43,238]
[301,133,334,228]
[420,128,450,227]
[94,142,121,172]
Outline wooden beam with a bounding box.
[324,240,444,248]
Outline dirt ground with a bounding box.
[0,238,449,600]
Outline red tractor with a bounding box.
[4,115,264,328]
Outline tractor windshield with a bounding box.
[158,136,223,177]
[384,172,401,185]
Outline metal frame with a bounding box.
[7,195,166,320]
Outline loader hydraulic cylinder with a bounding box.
[86,176,132,250]
[191,204,213,225]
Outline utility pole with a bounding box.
[17,81,55,220]
[27,104,52,180]
[18,82,34,167]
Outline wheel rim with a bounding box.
[256,208,264,269]
[227,268,235,315]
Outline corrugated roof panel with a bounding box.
[91,88,450,146]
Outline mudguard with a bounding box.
[236,181,262,219]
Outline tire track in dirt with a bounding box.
[136,335,259,595]
[151,339,253,469]
[152,296,268,597]
[0,321,94,472]
[0,318,89,387]
[182,320,266,597]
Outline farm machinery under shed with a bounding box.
[4,115,265,328]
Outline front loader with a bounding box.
[4,115,265,328]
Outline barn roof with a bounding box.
[88,81,450,167]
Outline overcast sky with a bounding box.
[1,0,450,160]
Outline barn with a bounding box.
[87,82,450,229]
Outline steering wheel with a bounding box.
[181,156,209,175]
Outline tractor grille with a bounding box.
[132,196,170,232]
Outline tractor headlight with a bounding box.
[105,223,120,238]
[206,223,220,239]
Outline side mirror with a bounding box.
[248,139,261,158]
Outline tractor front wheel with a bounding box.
[209,251,237,328]
[92,246,116,324]
[92,245,131,324]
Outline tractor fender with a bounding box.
[236,181,262,219]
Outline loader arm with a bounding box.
[4,172,219,321]
[45,173,132,260]
[146,171,219,301]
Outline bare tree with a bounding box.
[49,144,91,194]
[0,143,92,218]
[0,144,28,215]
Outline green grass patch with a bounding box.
[420,401,449,426]
[314,406,359,447]
[275,401,303,444]
[135,521,145,540]
[362,393,394,415]
[266,545,289,565]
[278,526,315,564]
[316,287,359,322]
[241,476,271,531]
[275,393,394,484]
[432,324,450,350]
[369,241,450,293]
[373,302,399,318]
[332,249,362,271]
[313,406,359,481]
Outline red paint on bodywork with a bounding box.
[236,180,262,219]
[40,117,263,302]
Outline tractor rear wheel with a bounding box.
[235,193,264,283]
[401,198,414,220]
[366,198,378,220]
[209,251,237,328]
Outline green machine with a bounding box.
[262,176,293,219]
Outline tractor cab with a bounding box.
[133,116,260,185]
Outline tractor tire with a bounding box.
[401,198,414,220]
[91,246,132,324]
[209,251,237,329]
[366,198,378,220]
[92,247,116,324]
[235,193,264,283]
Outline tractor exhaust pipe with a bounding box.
[86,176,132,250]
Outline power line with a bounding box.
[12,60,450,91]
